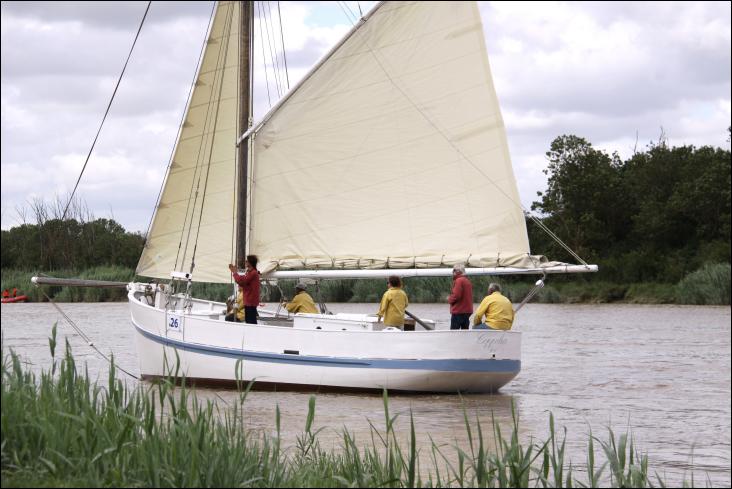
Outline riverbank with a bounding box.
[1,329,711,488]
[3,262,729,305]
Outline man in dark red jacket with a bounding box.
[228,255,261,324]
[447,263,473,330]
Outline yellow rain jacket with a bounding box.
[473,292,514,330]
[285,291,318,314]
[235,289,245,322]
[377,287,409,327]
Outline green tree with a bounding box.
[1,217,144,272]
[529,133,730,283]
[531,135,629,263]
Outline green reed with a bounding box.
[676,262,731,305]
[1,325,712,487]
[1,266,135,303]
[5,262,728,305]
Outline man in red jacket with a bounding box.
[447,263,473,330]
[228,255,261,324]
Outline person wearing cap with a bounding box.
[473,283,514,330]
[228,254,261,324]
[377,275,409,328]
[283,280,318,314]
[447,263,473,329]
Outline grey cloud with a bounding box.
[482,1,730,118]
[493,55,728,120]
[573,1,731,30]
[2,1,730,232]
[1,1,212,29]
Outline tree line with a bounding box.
[2,132,729,287]
[1,198,144,271]
[528,131,730,284]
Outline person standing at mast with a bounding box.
[228,255,260,324]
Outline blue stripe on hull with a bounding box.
[133,323,521,374]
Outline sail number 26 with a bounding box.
[166,313,183,334]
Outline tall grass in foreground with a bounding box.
[1,327,710,488]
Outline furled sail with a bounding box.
[137,1,240,283]
[248,1,548,273]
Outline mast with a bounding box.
[236,1,254,268]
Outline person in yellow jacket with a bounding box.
[283,280,319,314]
[225,286,245,322]
[377,276,409,328]
[473,283,514,330]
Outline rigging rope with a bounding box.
[38,288,139,380]
[276,1,290,89]
[256,1,273,107]
[342,1,358,21]
[189,6,236,274]
[62,2,151,221]
[514,278,546,314]
[262,1,284,97]
[265,1,286,96]
[337,1,357,25]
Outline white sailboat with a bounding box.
[124,0,597,393]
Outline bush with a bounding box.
[537,286,562,303]
[676,263,731,305]
[625,283,678,304]
[350,279,384,302]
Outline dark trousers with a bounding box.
[244,306,258,324]
[450,313,471,330]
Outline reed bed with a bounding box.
[1,266,135,303]
[3,262,729,305]
[676,263,731,305]
[1,326,709,488]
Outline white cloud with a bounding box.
[2,1,730,231]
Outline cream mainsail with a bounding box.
[137,1,241,283]
[249,1,542,272]
[138,1,549,283]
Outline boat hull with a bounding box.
[128,284,521,393]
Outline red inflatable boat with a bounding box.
[1,295,28,303]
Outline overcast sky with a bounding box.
[2,1,730,233]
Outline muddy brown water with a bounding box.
[2,302,730,485]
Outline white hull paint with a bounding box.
[128,283,521,393]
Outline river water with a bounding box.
[2,302,730,485]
